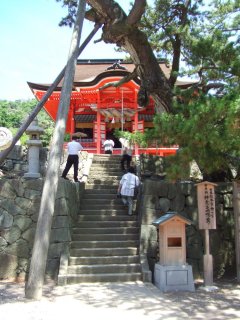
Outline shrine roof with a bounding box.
[28,59,196,92]
[152,212,192,226]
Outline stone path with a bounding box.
[0,280,240,320]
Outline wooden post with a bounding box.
[0,23,101,165]
[233,181,240,283]
[25,0,86,300]
[203,229,213,286]
[195,181,217,287]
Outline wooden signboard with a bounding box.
[196,181,217,230]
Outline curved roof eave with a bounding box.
[28,70,140,92]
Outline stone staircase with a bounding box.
[61,154,142,284]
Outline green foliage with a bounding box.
[142,0,240,90]
[0,99,54,147]
[113,129,148,147]
[149,89,240,181]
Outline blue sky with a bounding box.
[0,0,137,101]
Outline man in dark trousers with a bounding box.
[61,136,83,182]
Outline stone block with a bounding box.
[54,198,69,216]
[154,263,195,292]
[13,215,32,232]
[48,243,66,259]
[141,208,159,224]
[10,179,25,197]
[0,198,24,216]
[4,225,21,244]
[142,195,157,210]
[0,180,16,199]
[143,180,161,196]
[22,178,44,191]
[168,184,177,199]
[6,145,24,160]
[22,227,36,244]
[5,239,30,258]
[156,182,169,197]
[170,193,185,212]
[52,216,69,228]
[177,182,194,196]
[158,197,170,213]
[0,253,18,279]
[24,189,41,200]
[50,228,71,243]
[15,197,32,210]
[0,209,13,228]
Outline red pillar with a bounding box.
[97,91,101,154]
[70,103,75,137]
[134,90,139,156]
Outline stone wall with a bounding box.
[0,177,85,281]
[139,180,235,280]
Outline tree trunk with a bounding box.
[25,0,87,300]
[87,0,173,113]
[0,23,100,166]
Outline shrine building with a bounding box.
[28,59,192,156]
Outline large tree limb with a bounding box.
[99,67,138,90]
[127,0,147,25]
[86,0,173,112]
[25,0,87,300]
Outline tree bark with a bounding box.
[25,0,87,300]
[86,0,173,113]
[0,23,101,166]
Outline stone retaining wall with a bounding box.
[139,180,235,279]
[0,177,84,281]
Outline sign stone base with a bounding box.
[154,263,195,292]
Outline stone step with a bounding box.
[81,198,123,204]
[72,227,139,235]
[63,272,142,284]
[72,233,139,241]
[88,176,122,182]
[87,179,120,185]
[80,203,126,210]
[84,188,118,194]
[67,263,141,274]
[75,221,138,228]
[78,209,128,215]
[82,193,118,200]
[90,165,121,170]
[69,255,140,265]
[70,247,139,257]
[85,184,118,190]
[71,240,139,249]
[78,215,136,222]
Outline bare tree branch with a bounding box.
[127,0,147,25]
[99,67,138,89]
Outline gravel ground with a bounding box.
[0,279,239,320]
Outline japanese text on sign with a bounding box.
[197,182,216,229]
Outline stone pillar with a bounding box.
[24,119,44,179]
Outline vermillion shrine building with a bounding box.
[28,59,191,156]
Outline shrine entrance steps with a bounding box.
[60,154,142,284]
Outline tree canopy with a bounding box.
[56,0,240,181]
[0,99,54,146]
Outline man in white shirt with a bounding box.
[61,136,83,182]
[119,137,133,172]
[103,139,115,154]
[117,166,140,215]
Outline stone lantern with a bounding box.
[24,118,44,178]
[152,212,195,292]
